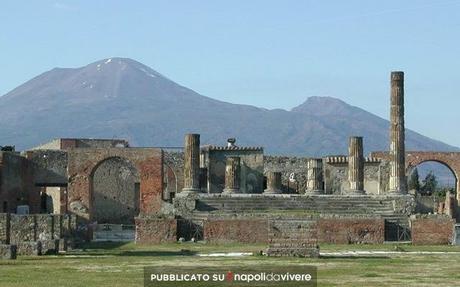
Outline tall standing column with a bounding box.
[182,134,201,193]
[264,171,282,194]
[223,157,241,194]
[305,158,324,194]
[389,71,407,194]
[347,136,365,194]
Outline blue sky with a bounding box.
[1,0,460,146]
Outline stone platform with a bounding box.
[186,194,414,218]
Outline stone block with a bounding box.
[0,244,17,260]
[10,214,36,243]
[36,214,54,241]
[17,241,42,256]
[0,213,10,244]
[39,239,59,255]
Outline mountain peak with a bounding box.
[291,96,353,116]
[82,57,164,79]
[0,59,457,154]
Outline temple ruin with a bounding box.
[1,71,459,259]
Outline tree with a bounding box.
[421,171,438,195]
[408,168,421,191]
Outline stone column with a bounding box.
[305,158,324,194]
[347,136,365,194]
[223,157,241,194]
[264,171,282,194]
[182,134,201,193]
[389,71,407,194]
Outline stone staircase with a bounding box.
[265,218,319,257]
[193,194,400,217]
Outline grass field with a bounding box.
[1,242,460,287]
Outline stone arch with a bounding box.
[163,164,178,200]
[407,159,457,195]
[89,156,140,224]
[371,151,460,202]
[406,154,459,198]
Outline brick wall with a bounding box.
[411,215,454,245]
[135,217,177,244]
[203,219,268,243]
[67,148,164,221]
[317,218,385,244]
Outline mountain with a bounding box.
[0,57,457,156]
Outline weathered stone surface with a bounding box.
[135,217,177,244]
[39,239,59,255]
[16,241,42,256]
[306,158,324,194]
[163,151,184,198]
[191,193,414,217]
[203,218,268,243]
[317,218,384,244]
[388,71,407,194]
[347,137,365,194]
[0,152,40,214]
[266,218,319,257]
[24,150,68,186]
[36,214,54,241]
[182,134,201,193]
[10,214,36,244]
[0,213,10,244]
[264,156,384,195]
[203,146,264,194]
[67,148,163,221]
[0,244,17,260]
[222,157,241,194]
[264,171,282,194]
[411,215,455,245]
[92,157,140,224]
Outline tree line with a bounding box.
[408,168,454,197]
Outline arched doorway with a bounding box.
[407,160,457,195]
[90,157,140,224]
[407,160,457,214]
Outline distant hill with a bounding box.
[0,57,457,156]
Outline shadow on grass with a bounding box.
[319,255,390,259]
[118,250,197,257]
[79,241,131,250]
[69,242,198,257]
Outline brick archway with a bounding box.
[66,148,164,221]
[371,151,460,202]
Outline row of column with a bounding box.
[182,133,367,194]
[182,71,406,195]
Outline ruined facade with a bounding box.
[1,71,459,259]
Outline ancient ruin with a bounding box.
[1,71,459,259]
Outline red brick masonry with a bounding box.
[317,218,385,244]
[203,219,269,243]
[411,216,455,245]
[135,218,177,244]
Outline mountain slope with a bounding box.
[0,57,457,155]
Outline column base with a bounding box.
[387,189,407,195]
[222,188,240,194]
[180,188,201,195]
[263,188,282,194]
[305,190,323,195]
[345,189,366,195]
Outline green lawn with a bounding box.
[1,242,460,287]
